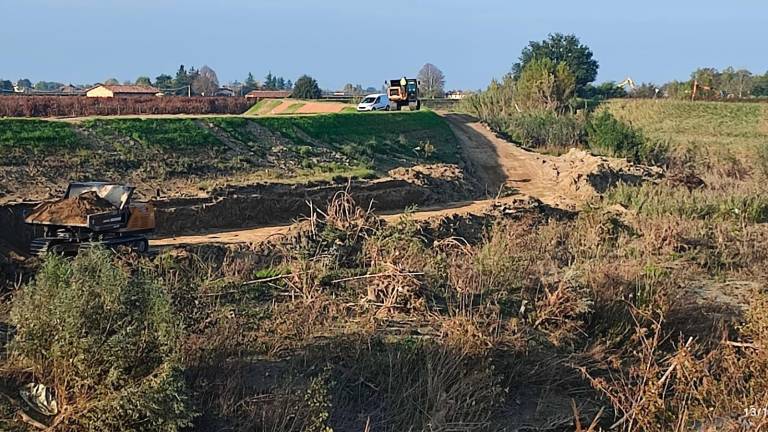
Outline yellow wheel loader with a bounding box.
[387,77,421,111]
[24,182,155,256]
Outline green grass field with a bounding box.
[252,111,459,168]
[0,111,460,197]
[83,118,223,151]
[605,99,768,156]
[0,119,82,155]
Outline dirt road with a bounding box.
[443,113,572,207]
[152,113,651,248]
[152,199,501,247]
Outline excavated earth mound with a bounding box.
[388,163,479,202]
[548,148,664,199]
[27,192,116,226]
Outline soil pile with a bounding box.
[543,148,663,200]
[27,192,116,226]
[388,164,479,202]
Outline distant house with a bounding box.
[245,90,292,101]
[86,84,160,98]
[58,84,84,95]
[215,87,236,97]
[445,91,468,100]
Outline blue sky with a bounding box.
[2,0,767,90]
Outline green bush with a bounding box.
[587,111,668,165]
[9,249,195,431]
[515,58,576,113]
[504,111,586,151]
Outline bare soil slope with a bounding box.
[443,113,662,209]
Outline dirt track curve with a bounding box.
[444,113,567,205]
[152,113,565,248]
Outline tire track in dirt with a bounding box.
[442,113,573,207]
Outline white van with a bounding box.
[357,94,389,111]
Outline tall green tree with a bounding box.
[135,76,153,86]
[513,33,598,92]
[243,72,258,93]
[264,72,276,90]
[692,68,718,88]
[292,75,322,99]
[753,73,768,97]
[515,58,575,113]
[174,65,191,89]
[155,74,173,89]
[16,78,32,89]
[0,79,13,92]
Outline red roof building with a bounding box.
[86,84,160,98]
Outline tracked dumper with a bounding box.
[25,182,155,256]
[387,77,420,111]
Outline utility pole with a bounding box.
[188,85,191,97]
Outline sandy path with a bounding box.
[151,199,499,247]
[442,113,570,207]
[270,100,297,114]
[296,102,348,114]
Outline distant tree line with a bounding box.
[0,78,70,93]
[586,67,768,101]
[1,66,299,97]
[660,67,768,99]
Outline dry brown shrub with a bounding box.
[283,255,332,303]
[324,340,504,432]
[574,285,768,432]
[567,209,636,261]
[633,215,703,257]
[677,291,768,429]
[574,306,681,432]
[530,275,593,347]
[358,217,433,314]
[287,190,382,268]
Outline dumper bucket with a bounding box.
[66,183,134,210]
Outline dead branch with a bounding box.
[330,272,425,284]
[200,273,308,297]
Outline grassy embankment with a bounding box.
[243,99,283,116]
[0,111,459,198]
[0,119,80,154]
[605,98,768,156]
[603,99,768,223]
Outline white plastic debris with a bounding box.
[19,383,58,416]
